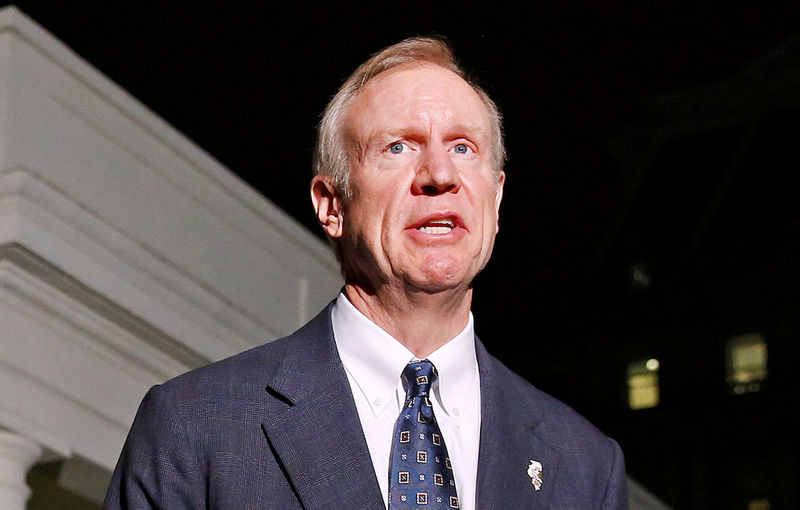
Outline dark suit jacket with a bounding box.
[105,304,628,509]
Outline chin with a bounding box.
[412,259,473,292]
[408,279,462,295]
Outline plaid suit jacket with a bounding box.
[104,303,628,509]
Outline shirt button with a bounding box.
[452,407,460,417]
[373,397,383,406]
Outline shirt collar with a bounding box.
[332,292,477,418]
[427,315,478,418]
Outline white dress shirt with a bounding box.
[332,293,481,510]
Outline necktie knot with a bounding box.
[402,360,437,399]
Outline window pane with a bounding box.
[726,333,767,393]
[748,499,771,510]
[628,359,659,409]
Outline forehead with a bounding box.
[346,64,491,141]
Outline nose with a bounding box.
[411,146,462,196]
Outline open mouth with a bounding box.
[418,218,455,234]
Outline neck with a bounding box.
[344,283,472,358]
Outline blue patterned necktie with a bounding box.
[389,360,459,509]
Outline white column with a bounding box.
[0,431,42,510]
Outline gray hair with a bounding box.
[313,36,506,201]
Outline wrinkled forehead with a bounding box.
[344,64,492,144]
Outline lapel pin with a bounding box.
[527,460,543,491]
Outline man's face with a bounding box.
[333,64,504,294]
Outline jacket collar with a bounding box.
[261,303,385,510]
[475,340,561,509]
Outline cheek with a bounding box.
[350,199,394,249]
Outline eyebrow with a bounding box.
[362,123,487,146]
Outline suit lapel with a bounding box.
[261,305,385,510]
[475,341,561,510]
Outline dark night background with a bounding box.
[6,2,800,508]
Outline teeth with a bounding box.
[417,218,455,234]
[428,219,455,227]
[420,226,451,234]
[419,226,452,234]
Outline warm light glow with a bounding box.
[727,333,768,394]
[628,359,659,410]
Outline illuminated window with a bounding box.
[628,358,660,410]
[726,333,767,394]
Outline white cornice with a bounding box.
[0,243,196,469]
[0,167,268,360]
[0,6,335,272]
[0,6,342,351]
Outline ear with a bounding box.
[311,175,344,239]
[494,171,505,233]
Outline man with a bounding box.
[105,37,628,510]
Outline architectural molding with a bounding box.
[629,478,673,510]
[0,430,42,510]
[0,7,342,356]
[0,242,195,468]
[0,5,341,502]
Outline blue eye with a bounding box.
[389,142,406,154]
[453,144,469,154]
